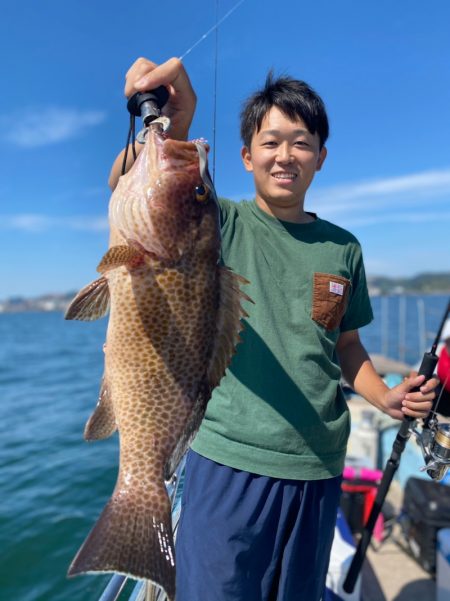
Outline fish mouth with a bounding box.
[161,139,208,167]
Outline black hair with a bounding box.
[240,71,329,149]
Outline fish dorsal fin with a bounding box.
[207,266,253,388]
[97,245,145,274]
[65,276,110,321]
[84,376,117,440]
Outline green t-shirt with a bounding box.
[191,198,373,480]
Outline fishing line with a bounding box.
[430,372,449,418]
[178,0,245,61]
[212,0,219,183]
[122,1,245,178]
[178,0,246,183]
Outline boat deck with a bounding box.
[363,482,435,601]
[347,394,436,601]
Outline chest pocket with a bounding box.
[311,272,351,331]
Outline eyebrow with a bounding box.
[260,128,309,136]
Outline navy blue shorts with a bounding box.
[175,450,342,601]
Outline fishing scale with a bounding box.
[127,86,169,127]
[344,298,450,593]
[120,86,170,176]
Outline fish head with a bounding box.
[110,124,220,262]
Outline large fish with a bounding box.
[65,119,251,600]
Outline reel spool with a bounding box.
[426,423,450,480]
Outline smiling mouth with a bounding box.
[271,172,297,181]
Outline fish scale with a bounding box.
[65,123,252,600]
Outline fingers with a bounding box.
[402,373,425,390]
[419,376,440,395]
[401,396,434,419]
[124,57,194,101]
[125,57,158,97]
[389,374,438,420]
[401,379,436,418]
[134,57,190,95]
[123,56,196,140]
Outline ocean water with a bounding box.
[0,294,448,600]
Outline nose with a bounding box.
[276,142,293,163]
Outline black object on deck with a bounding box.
[343,299,450,593]
[401,476,450,573]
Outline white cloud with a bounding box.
[3,167,450,234]
[307,167,450,218]
[0,214,108,232]
[2,107,107,147]
[336,210,450,228]
[233,167,450,227]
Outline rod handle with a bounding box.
[413,352,438,390]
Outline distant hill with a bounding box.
[1,273,449,313]
[367,272,450,295]
[0,292,76,314]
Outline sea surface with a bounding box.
[0,293,448,601]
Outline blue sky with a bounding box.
[1,0,449,298]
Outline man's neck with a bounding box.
[255,197,315,224]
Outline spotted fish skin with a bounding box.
[65,125,250,600]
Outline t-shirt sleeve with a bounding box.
[340,244,373,332]
[217,197,234,229]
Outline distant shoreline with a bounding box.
[1,275,449,314]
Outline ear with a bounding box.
[241,146,253,172]
[316,146,327,172]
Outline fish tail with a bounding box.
[68,482,175,600]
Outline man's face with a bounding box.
[241,106,327,214]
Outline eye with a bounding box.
[195,184,210,203]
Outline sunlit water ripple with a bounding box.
[0,294,448,600]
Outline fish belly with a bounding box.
[69,259,218,601]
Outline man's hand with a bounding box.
[337,330,437,421]
[109,57,197,190]
[125,57,196,141]
[383,372,438,420]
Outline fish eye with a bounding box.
[195,184,210,203]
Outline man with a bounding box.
[109,57,437,601]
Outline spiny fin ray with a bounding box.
[207,266,253,388]
[97,245,145,273]
[84,376,117,440]
[65,277,110,321]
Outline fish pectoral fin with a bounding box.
[97,245,145,273]
[207,266,254,388]
[84,376,117,440]
[64,276,110,321]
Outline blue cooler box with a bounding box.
[437,528,450,601]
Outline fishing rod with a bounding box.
[343,298,450,594]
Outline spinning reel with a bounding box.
[344,298,450,593]
[415,413,450,481]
